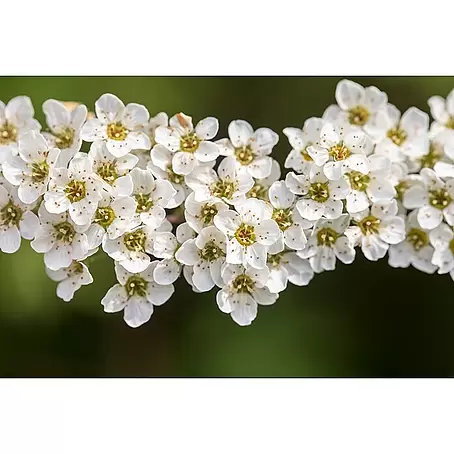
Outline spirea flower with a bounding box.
[0,185,38,253]
[216,120,279,179]
[101,261,174,328]
[324,79,388,132]
[428,90,454,143]
[42,99,87,167]
[297,214,355,273]
[154,112,219,175]
[31,204,90,270]
[214,198,280,269]
[388,210,437,273]
[346,200,406,261]
[44,154,103,225]
[46,260,93,302]
[2,130,60,204]
[286,169,349,221]
[216,264,277,326]
[0,96,41,159]
[81,93,151,157]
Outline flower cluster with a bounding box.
[1,81,454,327]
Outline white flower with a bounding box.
[184,192,229,233]
[265,251,314,293]
[216,264,277,326]
[140,111,168,146]
[81,93,151,157]
[345,155,396,214]
[286,169,349,221]
[154,112,219,175]
[42,99,87,168]
[373,106,429,164]
[283,117,324,174]
[268,180,310,250]
[346,200,406,261]
[428,90,454,143]
[0,96,41,158]
[429,222,454,278]
[103,224,157,273]
[403,168,454,229]
[101,261,174,328]
[85,195,137,249]
[185,156,254,206]
[88,140,138,197]
[130,168,176,229]
[214,198,281,269]
[0,185,38,253]
[31,204,90,270]
[45,155,103,225]
[246,158,281,201]
[216,119,279,179]
[323,79,388,132]
[2,130,60,204]
[175,225,227,291]
[297,214,355,272]
[388,210,437,274]
[148,145,189,208]
[307,122,372,181]
[46,260,93,302]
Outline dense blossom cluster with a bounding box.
[1,81,454,327]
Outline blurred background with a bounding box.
[1,76,454,377]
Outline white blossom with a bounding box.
[101,261,174,328]
[154,112,219,175]
[81,93,151,157]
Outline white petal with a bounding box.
[228,120,253,147]
[195,117,219,140]
[335,79,365,110]
[124,299,153,328]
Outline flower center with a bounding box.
[199,203,218,225]
[358,215,381,235]
[348,106,370,126]
[55,127,75,149]
[97,162,119,183]
[407,228,428,251]
[0,201,23,227]
[232,274,255,294]
[347,171,370,191]
[0,122,18,145]
[200,240,225,262]
[387,127,407,146]
[234,145,255,166]
[300,143,313,161]
[64,180,87,203]
[395,181,408,201]
[429,189,452,210]
[125,276,148,297]
[267,252,285,268]
[234,223,256,247]
[94,206,116,229]
[419,142,443,169]
[309,182,330,203]
[107,123,128,141]
[30,160,50,183]
[272,208,293,231]
[167,165,184,185]
[329,143,351,161]
[124,229,146,252]
[54,221,75,243]
[135,193,153,213]
[450,239,454,255]
[317,227,338,247]
[180,132,200,153]
[247,184,268,200]
[211,178,237,200]
[69,261,84,274]
[446,117,454,130]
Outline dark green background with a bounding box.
[1,77,453,377]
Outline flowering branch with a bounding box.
[1,80,453,327]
